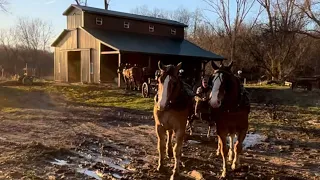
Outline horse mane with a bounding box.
[164,65,176,76]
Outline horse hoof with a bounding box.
[216,151,220,156]
[170,173,180,180]
[220,171,226,179]
[231,163,239,170]
[157,165,166,172]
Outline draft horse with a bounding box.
[120,64,143,90]
[153,61,192,180]
[208,61,250,178]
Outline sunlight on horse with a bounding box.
[153,61,192,180]
[209,61,250,178]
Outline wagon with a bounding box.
[291,76,320,91]
[141,70,160,98]
[141,78,158,98]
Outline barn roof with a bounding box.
[63,5,188,28]
[82,27,224,60]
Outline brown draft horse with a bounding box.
[208,61,250,178]
[121,64,143,90]
[153,61,192,180]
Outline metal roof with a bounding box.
[82,27,224,60]
[63,5,188,28]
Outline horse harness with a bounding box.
[211,70,250,113]
[155,77,192,111]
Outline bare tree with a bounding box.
[75,0,88,6]
[0,0,8,12]
[15,17,53,77]
[203,0,260,62]
[294,0,320,38]
[244,0,309,80]
[0,28,20,74]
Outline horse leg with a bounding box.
[166,130,173,159]
[218,134,228,178]
[187,118,194,136]
[232,131,246,170]
[228,135,234,162]
[207,126,211,138]
[171,130,184,180]
[156,125,166,172]
[216,136,221,156]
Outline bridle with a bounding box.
[158,73,184,110]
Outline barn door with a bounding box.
[81,50,91,83]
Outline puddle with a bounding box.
[188,140,201,144]
[227,133,267,149]
[77,151,129,172]
[51,159,69,166]
[244,133,267,148]
[77,168,102,180]
[113,173,123,179]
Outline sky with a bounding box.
[0,0,209,37]
[0,0,261,41]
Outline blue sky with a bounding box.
[0,0,209,37]
[0,0,261,40]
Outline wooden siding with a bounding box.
[54,49,68,82]
[67,8,82,29]
[78,28,101,83]
[55,30,78,49]
[83,12,184,39]
[81,50,91,83]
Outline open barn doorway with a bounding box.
[68,51,81,83]
[100,54,118,83]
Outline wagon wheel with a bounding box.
[142,82,149,98]
[22,76,33,86]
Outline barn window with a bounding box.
[171,28,176,35]
[96,17,103,25]
[149,25,154,32]
[90,62,94,74]
[124,21,130,29]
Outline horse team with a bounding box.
[153,61,250,179]
[119,63,152,91]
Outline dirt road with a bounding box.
[0,83,319,179]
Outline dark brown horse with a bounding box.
[208,61,250,178]
[153,61,192,180]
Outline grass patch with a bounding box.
[1,107,21,113]
[6,84,155,112]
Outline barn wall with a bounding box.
[83,12,184,39]
[78,28,100,83]
[81,50,91,83]
[54,47,67,82]
[54,50,68,82]
[56,30,78,50]
[67,8,82,29]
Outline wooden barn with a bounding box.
[51,4,224,87]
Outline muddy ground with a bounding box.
[0,82,319,180]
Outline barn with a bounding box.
[51,4,224,87]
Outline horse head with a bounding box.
[209,60,237,108]
[156,61,183,111]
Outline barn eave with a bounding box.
[51,29,71,47]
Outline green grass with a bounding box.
[0,84,154,112]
